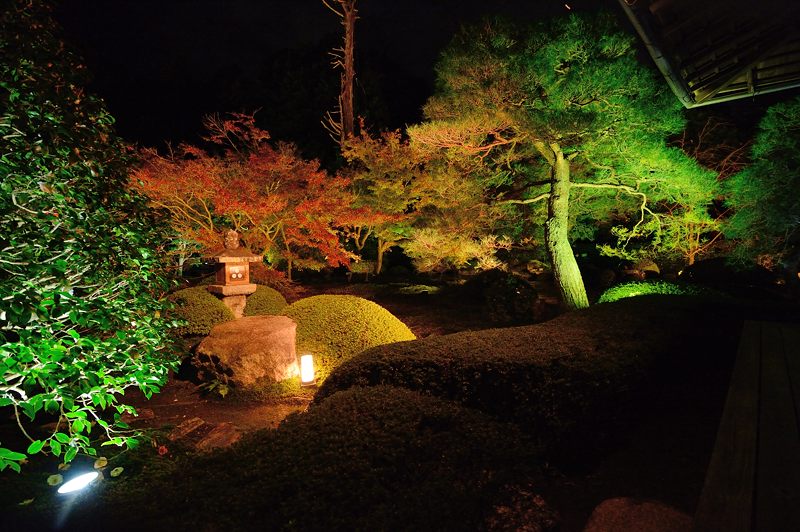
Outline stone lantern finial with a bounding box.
[224,229,240,250]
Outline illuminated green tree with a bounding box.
[340,130,418,274]
[0,1,176,470]
[724,96,800,270]
[409,14,716,309]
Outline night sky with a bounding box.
[54,0,794,162]
[54,0,613,156]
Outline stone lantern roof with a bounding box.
[210,247,262,263]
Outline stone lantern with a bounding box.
[207,230,261,318]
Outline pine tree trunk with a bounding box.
[545,146,589,310]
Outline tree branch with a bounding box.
[498,192,550,206]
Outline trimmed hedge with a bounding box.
[167,287,234,337]
[70,386,538,531]
[317,297,737,448]
[597,280,715,303]
[242,285,287,316]
[282,295,416,381]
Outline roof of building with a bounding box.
[618,0,800,107]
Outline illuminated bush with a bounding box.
[168,287,234,337]
[242,285,287,316]
[282,295,415,381]
[597,280,710,303]
[0,2,177,471]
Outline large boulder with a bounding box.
[195,315,299,387]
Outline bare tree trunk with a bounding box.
[544,145,589,310]
[376,238,391,275]
[340,0,356,142]
[322,0,358,146]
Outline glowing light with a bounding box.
[57,472,99,494]
[300,354,315,386]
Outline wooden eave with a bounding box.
[618,0,800,108]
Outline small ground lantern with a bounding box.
[207,230,261,317]
[299,354,315,386]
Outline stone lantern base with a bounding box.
[207,284,257,319]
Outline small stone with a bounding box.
[167,417,208,441]
[583,498,692,532]
[195,422,241,452]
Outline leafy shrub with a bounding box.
[0,2,176,471]
[281,295,416,381]
[167,287,234,337]
[396,284,441,295]
[248,262,296,295]
[465,269,537,324]
[317,297,737,449]
[67,387,538,531]
[242,285,287,316]
[597,280,713,303]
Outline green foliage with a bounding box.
[59,386,536,531]
[242,285,287,316]
[0,1,177,470]
[724,96,800,263]
[281,295,416,381]
[167,287,234,337]
[408,13,718,306]
[318,297,736,448]
[597,280,714,303]
[402,229,511,273]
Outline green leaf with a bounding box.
[26,440,45,454]
[0,448,27,461]
[50,440,62,457]
[64,446,78,463]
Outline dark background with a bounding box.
[54,0,793,163]
[54,0,612,157]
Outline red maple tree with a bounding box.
[132,114,355,279]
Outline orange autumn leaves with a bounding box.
[132,114,395,278]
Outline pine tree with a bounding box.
[409,14,717,309]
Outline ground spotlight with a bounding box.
[57,471,100,494]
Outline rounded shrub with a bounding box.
[243,285,287,316]
[66,386,538,531]
[597,280,712,304]
[168,287,234,337]
[282,295,416,381]
[317,297,738,450]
